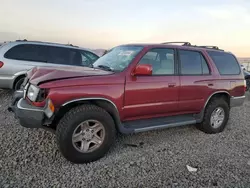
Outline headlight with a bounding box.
[27,84,40,101]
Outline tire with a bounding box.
[14,77,25,91]
[56,104,116,164]
[198,97,229,134]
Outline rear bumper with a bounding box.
[8,90,54,128]
[230,96,245,107]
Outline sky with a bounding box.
[0,0,249,57]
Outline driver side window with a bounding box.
[138,48,175,75]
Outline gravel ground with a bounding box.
[0,89,250,188]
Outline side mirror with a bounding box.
[132,64,152,76]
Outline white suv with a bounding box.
[0,40,99,90]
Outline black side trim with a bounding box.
[118,114,198,134]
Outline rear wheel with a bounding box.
[56,104,116,163]
[198,97,229,134]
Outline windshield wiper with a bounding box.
[96,65,114,72]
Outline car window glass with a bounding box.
[201,54,210,74]
[4,44,48,62]
[82,50,99,62]
[207,51,240,75]
[69,50,82,66]
[138,48,175,75]
[79,51,94,67]
[93,46,143,72]
[48,46,71,65]
[180,50,209,75]
[141,51,158,61]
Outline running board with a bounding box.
[118,114,197,134]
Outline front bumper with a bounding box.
[230,95,245,108]
[8,90,54,128]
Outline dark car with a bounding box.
[243,70,250,91]
[9,42,246,164]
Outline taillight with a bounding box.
[244,80,247,91]
[0,61,4,68]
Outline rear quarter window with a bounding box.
[4,44,48,62]
[207,51,240,75]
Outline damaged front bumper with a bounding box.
[8,90,54,129]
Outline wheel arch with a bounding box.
[196,91,231,123]
[12,73,26,89]
[204,91,231,109]
[52,98,121,131]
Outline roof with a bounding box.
[1,39,98,55]
[119,42,227,53]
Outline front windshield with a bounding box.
[93,46,143,72]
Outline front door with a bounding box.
[123,48,180,121]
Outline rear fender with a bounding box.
[195,91,230,123]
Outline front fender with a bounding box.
[11,70,29,88]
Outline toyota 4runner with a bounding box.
[8,42,246,164]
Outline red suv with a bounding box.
[9,42,246,163]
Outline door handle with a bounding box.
[208,83,214,86]
[168,83,176,87]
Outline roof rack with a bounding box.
[16,39,27,42]
[14,39,79,48]
[195,45,222,50]
[161,41,191,46]
[66,43,79,47]
[161,41,224,51]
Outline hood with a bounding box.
[27,66,113,85]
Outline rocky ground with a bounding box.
[0,89,250,188]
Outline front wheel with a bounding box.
[14,77,25,91]
[56,104,116,163]
[197,97,229,134]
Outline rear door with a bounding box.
[123,48,180,120]
[178,49,214,113]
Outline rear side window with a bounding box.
[48,46,72,65]
[4,44,48,62]
[48,47,95,67]
[48,46,84,67]
[207,51,240,75]
[179,50,210,75]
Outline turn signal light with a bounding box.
[48,100,55,113]
[44,99,55,118]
